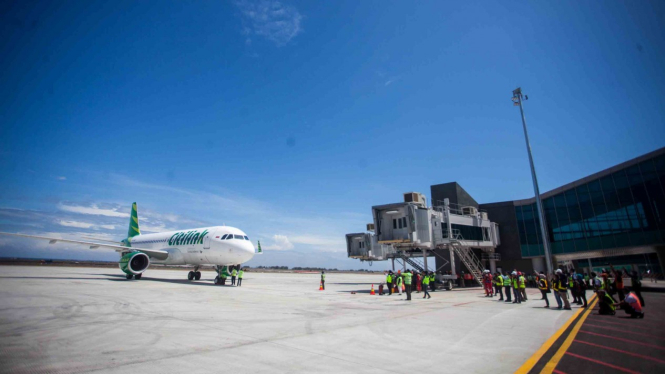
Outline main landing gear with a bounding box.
[126,273,142,280]
[188,266,201,281]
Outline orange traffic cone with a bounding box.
[319,281,324,291]
[370,284,376,295]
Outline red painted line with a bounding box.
[583,323,664,339]
[453,301,476,306]
[580,331,665,350]
[574,340,665,364]
[553,370,567,374]
[585,318,657,332]
[565,352,641,374]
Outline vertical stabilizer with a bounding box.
[127,202,141,239]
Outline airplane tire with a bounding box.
[188,271,195,281]
[135,274,142,280]
[195,272,201,280]
[126,273,133,280]
[214,276,220,285]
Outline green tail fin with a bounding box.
[127,202,141,239]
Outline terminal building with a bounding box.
[347,147,665,279]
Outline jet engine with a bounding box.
[119,252,150,279]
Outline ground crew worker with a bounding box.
[430,272,436,292]
[503,272,512,303]
[519,272,527,301]
[554,269,571,310]
[494,271,504,301]
[386,271,394,296]
[569,270,578,304]
[538,273,550,308]
[231,267,238,286]
[591,272,602,292]
[597,290,616,315]
[610,265,626,301]
[237,268,244,287]
[395,272,403,295]
[511,272,521,303]
[629,270,645,306]
[575,273,587,308]
[422,272,431,299]
[321,271,326,290]
[403,270,413,301]
[614,291,644,318]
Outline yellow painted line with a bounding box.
[514,295,596,374]
[540,296,599,373]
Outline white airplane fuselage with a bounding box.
[129,226,255,266]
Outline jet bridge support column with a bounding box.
[392,258,395,271]
[444,199,456,275]
[423,249,428,272]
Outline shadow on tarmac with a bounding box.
[100,274,228,287]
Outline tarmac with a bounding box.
[0,265,661,374]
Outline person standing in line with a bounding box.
[231,267,238,286]
[518,272,528,301]
[538,273,550,308]
[610,265,626,302]
[416,271,422,294]
[386,271,394,296]
[237,268,244,287]
[460,271,466,288]
[396,272,403,295]
[403,270,413,301]
[569,269,579,304]
[552,273,563,309]
[590,272,602,292]
[575,272,588,308]
[511,272,521,304]
[503,272,512,303]
[422,272,431,299]
[494,271,504,301]
[430,272,437,292]
[554,269,571,310]
[321,271,326,290]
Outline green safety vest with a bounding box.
[396,276,403,286]
[403,273,413,285]
[519,276,526,288]
[387,274,393,283]
[238,270,244,278]
[512,278,518,288]
[232,269,237,276]
[568,276,574,288]
[503,276,511,287]
[556,278,567,291]
[495,276,503,286]
[321,274,326,280]
[422,275,430,285]
[430,274,435,282]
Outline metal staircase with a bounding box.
[404,257,426,273]
[449,229,484,286]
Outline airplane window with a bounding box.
[234,234,243,239]
[226,235,233,240]
[221,234,228,239]
[244,236,249,240]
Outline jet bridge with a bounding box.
[346,192,501,286]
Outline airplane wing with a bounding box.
[0,232,169,260]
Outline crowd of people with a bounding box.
[380,270,437,300]
[480,264,645,318]
[375,264,646,318]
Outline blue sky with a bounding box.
[1,1,663,270]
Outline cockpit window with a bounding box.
[234,234,243,239]
[221,234,228,240]
[225,235,233,240]
[244,236,249,240]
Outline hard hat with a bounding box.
[555,269,562,274]
[511,271,517,275]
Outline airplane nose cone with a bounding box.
[239,241,255,262]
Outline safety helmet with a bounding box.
[555,269,563,274]
[511,271,517,275]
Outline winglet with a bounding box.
[257,240,263,254]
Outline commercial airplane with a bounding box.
[0,203,260,284]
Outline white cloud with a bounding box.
[99,225,116,230]
[236,0,303,46]
[57,203,129,218]
[57,176,67,180]
[58,220,94,229]
[263,234,294,250]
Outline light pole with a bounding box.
[512,87,554,275]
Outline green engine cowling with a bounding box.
[119,252,150,275]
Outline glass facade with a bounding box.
[515,153,665,258]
